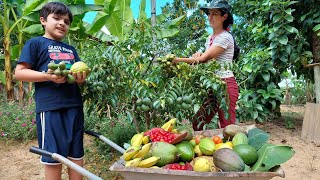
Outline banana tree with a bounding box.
[0,0,103,101]
[86,0,185,42]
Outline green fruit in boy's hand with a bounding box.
[54,68,62,76]
[61,69,69,77]
[70,61,90,74]
[58,61,66,70]
[67,74,75,84]
[48,62,58,70]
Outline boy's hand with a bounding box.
[46,69,66,83]
[72,71,87,84]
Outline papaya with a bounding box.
[212,148,245,172]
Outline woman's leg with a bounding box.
[218,77,239,128]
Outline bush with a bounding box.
[0,101,37,141]
[84,110,138,157]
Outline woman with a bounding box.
[173,0,239,130]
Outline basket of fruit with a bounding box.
[109,119,294,180]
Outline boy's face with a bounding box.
[40,13,71,41]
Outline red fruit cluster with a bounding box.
[164,162,193,171]
[147,128,176,143]
[144,128,188,144]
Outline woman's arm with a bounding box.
[14,62,66,84]
[173,45,225,64]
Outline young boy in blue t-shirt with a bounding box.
[15,2,87,179]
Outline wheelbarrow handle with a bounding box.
[85,130,126,154]
[85,130,101,138]
[30,146,53,157]
[29,146,102,180]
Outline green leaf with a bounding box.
[284,15,294,22]
[69,4,104,16]
[23,0,43,16]
[0,71,5,85]
[248,128,270,150]
[262,72,270,82]
[165,15,186,28]
[272,14,281,23]
[313,24,320,32]
[126,111,133,123]
[251,143,295,172]
[193,104,200,114]
[22,24,43,34]
[137,0,147,23]
[278,35,288,45]
[152,100,161,109]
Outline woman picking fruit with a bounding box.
[173,0,239,130]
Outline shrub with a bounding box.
[0,101,37,141]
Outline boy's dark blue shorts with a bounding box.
[36,107,84,165]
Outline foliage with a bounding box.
[228,0,319,122]
[161,0,208,53]
[0,100,37,141]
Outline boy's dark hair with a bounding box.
[40,2,73,23]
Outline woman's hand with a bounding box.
[192,52,202,58]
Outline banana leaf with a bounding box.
[248,128,270,150]
[251,143,295,172]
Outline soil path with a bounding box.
[0,105,319,180]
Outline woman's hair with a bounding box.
[40,2,73,23]
[219,8,233,30]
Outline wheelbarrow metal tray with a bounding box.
[110,127,285,180]
[110,159,284,180]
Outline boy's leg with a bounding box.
[45,164,62,180]
[67,107,85,180]
[68,159,83,180]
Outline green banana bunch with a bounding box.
[133,143,152,159]
[161,118,177,132]
[125,158,142,167]
[123,146,140,161]
[131,132,144,147]
[138,156,161,168]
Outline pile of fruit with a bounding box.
[122,119,295,173]
[46,61,91,83]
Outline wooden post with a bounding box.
[301,63,320,145]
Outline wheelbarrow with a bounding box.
[30,129,286,180]
[29,130,125,180]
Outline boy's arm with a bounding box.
[14,62,66,83]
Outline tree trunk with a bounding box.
[312,31,320,103]
[4,36,14,101]
[312,30,320,63]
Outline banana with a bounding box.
[131,132,144,147]
[123,146,140,161]
[171,129,179,133]
[138,156,160,168]
[161,118,177,132]
[142,135,150,144]
[125,158,142,167]
[133,143,152,159]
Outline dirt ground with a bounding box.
[0,105,319,180]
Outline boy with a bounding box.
[15,2,87,180]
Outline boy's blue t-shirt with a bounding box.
[18,36,83,113]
